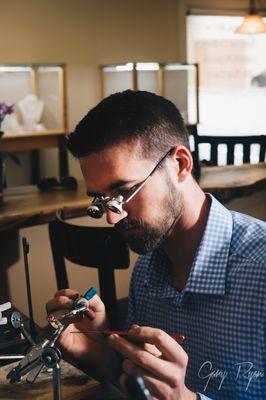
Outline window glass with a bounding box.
[187,15,266,136]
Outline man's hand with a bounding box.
[46,288,120,380]
[108,325,197,400]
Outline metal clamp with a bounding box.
[47,287,97,329]
[7,324,65,400]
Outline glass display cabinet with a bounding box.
[99,62,199,125]
[0,63,68,181]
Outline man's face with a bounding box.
[80,142,184,254]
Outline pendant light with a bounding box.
[235,0,266,34]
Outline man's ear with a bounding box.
[170,146,193,182]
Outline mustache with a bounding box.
[115,217,145,232]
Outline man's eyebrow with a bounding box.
[86,179,136,197]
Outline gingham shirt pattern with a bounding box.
[125,194,266,400]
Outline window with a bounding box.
[187,15,266,164]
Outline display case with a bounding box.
[99,62,199,125]
[0,63,67,135]
[0,63,68,181]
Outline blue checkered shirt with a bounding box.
[125,194,266,399]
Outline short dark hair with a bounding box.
[66,90,190,160]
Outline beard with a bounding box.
[115,176,184,254]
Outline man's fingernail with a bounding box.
[128,324,140,335]
[110,333,119,339]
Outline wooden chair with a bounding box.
[48,211,130,329]
[194,134,266,166]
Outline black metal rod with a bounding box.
[53,364,61,400]
[22,237,36,337]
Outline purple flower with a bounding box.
[0,103,14,125]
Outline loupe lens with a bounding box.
[106,198,123,214]
[86,204,104,218]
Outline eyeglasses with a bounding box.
[87,148,172,219]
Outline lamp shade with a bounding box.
[235,14,266,34]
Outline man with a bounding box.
[46,90,266,400]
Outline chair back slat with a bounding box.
[49,220,69,290]
[227,143,235,165]
[259,142,266,162]
[98,266,117,324]
[243,143,251,163]
[55,220,129,270]
[210,143,218,165]
[195,134,266,166]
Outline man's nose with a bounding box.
[106,208,128,225]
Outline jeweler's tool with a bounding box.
[70,330,186,344]
[47,287,97,327]
[125,375,152,400]
[7,324,65,400]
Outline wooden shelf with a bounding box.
[1,130,66,139]
[0,131,66,152]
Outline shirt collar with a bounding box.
[146,194,233,298]
[184,194,232,295]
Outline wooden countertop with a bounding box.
[0,163,265,232]
[199,162,266,202]
[0,183,89,231]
